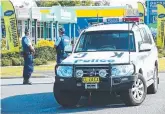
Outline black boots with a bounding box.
[23,79,32,85]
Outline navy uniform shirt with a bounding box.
[22,36,33,53]
[55,34,70,51]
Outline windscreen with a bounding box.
[75,31,136,52]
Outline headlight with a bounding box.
[76,70,84,78]
[111,65,134,77]
[56,66,73,77]
[99,69,107,78]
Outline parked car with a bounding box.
[54,22,159,107]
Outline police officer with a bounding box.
[54,27,70,64]
[22,28,35,85]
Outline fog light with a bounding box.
[76,70,83,78]
[99,69,107,78]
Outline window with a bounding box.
[139,28,152,44]
[37,22,44,39]
[75,31,136,52]
[46,22,51,39]
[76,34,85,52]
[32,27,35,38]
[18,20,22,38]
[37,26,40,38]
[134,29,143,50]
[32,21,35,39]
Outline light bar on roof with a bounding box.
[123,17,140,22]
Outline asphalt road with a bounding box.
[1,73,165,114]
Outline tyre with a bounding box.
[147,66,158,94]
[53,83,81,107]
[120,74,147,106]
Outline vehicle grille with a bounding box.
[74,65,111,78]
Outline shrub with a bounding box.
[19,57,24,65]
[1,59,12,66]
[36,39,54,48]
[11,58,22,66]
[34,58,43,66]
[162,50,165,57]
[1,51,21,59]
[41,58,47,64]
[158,53,164,58]
[34,46,56,61]
[1,38,7,50]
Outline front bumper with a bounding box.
[54,75,138,92]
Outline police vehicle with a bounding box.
[54,17,159,107]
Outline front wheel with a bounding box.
[53,83,81,107]
[120,74,147,106]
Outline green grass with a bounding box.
[1,59,165,78]
[0,61,56,78]
[159,58,165,72]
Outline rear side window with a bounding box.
[139,28,152,44]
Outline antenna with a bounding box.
[97,12,99,24]
[128,21,131,64]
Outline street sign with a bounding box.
[148,1,165,9]
[146,0,165,24]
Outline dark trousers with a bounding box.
[23,54,34,80]
[57,53,63,64]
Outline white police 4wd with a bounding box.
[54,23,159,107]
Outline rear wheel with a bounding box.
[120,74,147,106]
[53,83,81,107]
[147,66,158,94]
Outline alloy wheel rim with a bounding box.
[132,79,144,101]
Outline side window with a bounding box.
[76,34,85,51]
[134,29,143,49]
[139,28,152,44]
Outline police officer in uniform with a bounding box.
[54,27,70,64]
[22,28,35,84]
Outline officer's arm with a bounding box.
[54,37,61,48]
[25,38,35,54]
[29,45,35,54]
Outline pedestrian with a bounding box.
[22,28,35,85]
[54,27,70,64]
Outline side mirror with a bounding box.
[65,45,73,53]
[139,43,152,52]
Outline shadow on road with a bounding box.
[1,92,127,114]
[1,83,53,86]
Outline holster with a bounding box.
[21,52,32,57]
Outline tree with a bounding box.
[36,0,93,7]
[36,0,59,7]
[81,0,94,6]
[94,0,111,6]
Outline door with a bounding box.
[139,28,155,81]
